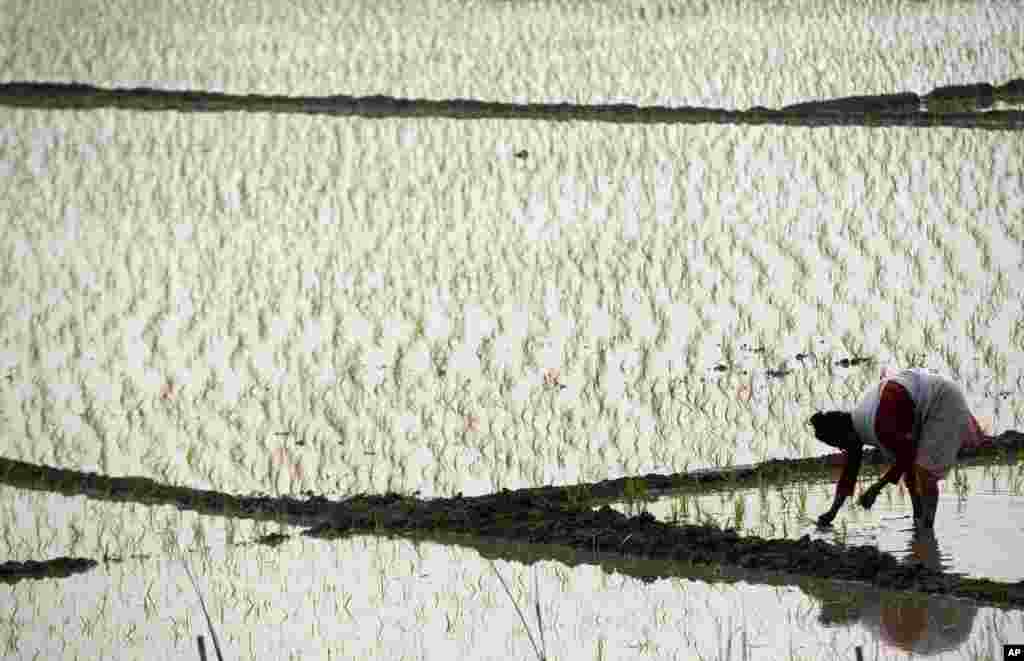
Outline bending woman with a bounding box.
[809,367,990,529]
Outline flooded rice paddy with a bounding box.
[3,438,1024,659]
[6,495,1022,661]
[3,0,1024,659]
[645,459,1024,584]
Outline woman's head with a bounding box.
[809,410,856,449]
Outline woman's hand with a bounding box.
[858,482,884,510]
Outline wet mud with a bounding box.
[1,79,1021,130]
[0,557,97,584]
[301,443,1024,609]
[3,429,1023,608]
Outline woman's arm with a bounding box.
[858,381,917,510]
[859,438,915,510]
[818,444,862,526]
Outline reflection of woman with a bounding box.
[907,527,943,572]
[806,559,976,658]
[864,538,976,659]
[862,588,975,657]
[809,368,990,529]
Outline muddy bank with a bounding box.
[2,80,1022,130]
[2,433,1023,608]
[4,429,1019,525]
[499,429,1024,505]
[0,557,97,584]
[302,481,1024,608]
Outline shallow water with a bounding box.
[623,461,1024,582]
[3,486,1022,661]
[2,0,1024,659]
[845,487,1024,583]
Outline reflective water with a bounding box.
[3,484,1023,660]
[622,461,1024,582]
[2,0,1024,659]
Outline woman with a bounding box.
[809,367,989,529]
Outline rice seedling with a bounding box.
[835,519,849,547]
[489,561,547,661]
[1009,464,1024,496]
[953,464,971,500]
[795,486,807,519]
[732,494,746,530]
[566,483,592,508]
[181,557,225,661]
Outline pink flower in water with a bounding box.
[464,413,480,433]
[737,382,753,403]
[271,446,304,483]
[543,367,563,389]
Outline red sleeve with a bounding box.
[876,381,916,484]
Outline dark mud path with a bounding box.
[1,79,1022,129]
[306,490,1024,608]
[3,430,1023,608]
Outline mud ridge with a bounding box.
[1,80,1021,129]
[1,432,1022,606]
[493,429,1024,504]
[305,486,1024,608]
[0,557,98,584]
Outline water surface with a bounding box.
[2,0,1023,658]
